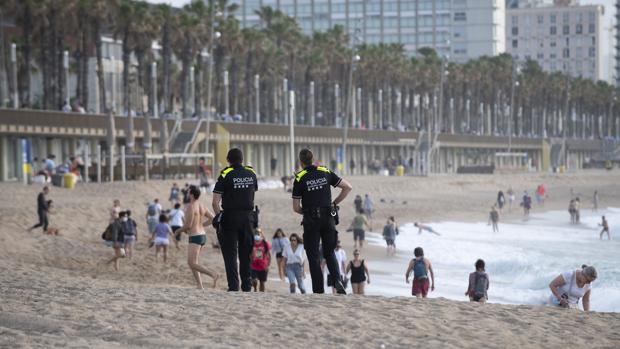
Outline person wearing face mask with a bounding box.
[250,229,271,292]
[121,210,138,259]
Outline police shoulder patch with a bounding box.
[316,166,330,173]
[220,167,234,178]
[244,166,256,174]
[295,169,308,182]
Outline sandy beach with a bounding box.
[1,170,620,348]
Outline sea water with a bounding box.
[365,207,620,312]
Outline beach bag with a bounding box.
[101,224,113,241]
[147,203,158,216]
[474,272,488,299]
[413,258,428,280]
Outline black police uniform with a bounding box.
[292,165,343,293]
[213,163,258,292]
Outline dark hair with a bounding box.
[154,198,159,203]
[159,214,169,223]
[125,209,132,217]
[174,203,181,209]
[273,228,286,239]
[226,148,243,165]
[289,233,302,244]
[119,211,128,217]
[475,259,485,271]
[189,185,201,199]
[199,156,205,161]
[299,148,314,166]
[43,186,49,191]
[414,247,424,257]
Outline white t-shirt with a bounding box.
[329,249,347,276]
[551,270,592,305]
[169,209,184,227]
[283,244,305,265]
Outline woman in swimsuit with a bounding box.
[176,185,220,289]
[345,249,370,295]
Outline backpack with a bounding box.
[147,203,158,216]
[101,223,114,241]
[413,258,428,280]
[474,272,488,298]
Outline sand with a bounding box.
[1,170,620,348]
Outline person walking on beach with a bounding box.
[521,191,532,218]
[169,203,185,250]
[197,156,211,190]
[105,212,126,271]
[169,183,180,205]
[212,148,258,292]
[414,222,440,236]
[406,247,435,298]
[349,209,371,249]
[151,214,174,263]
[496,190,505,211]
[363,194,374,221]
[568,199,577,224]
[382,216,398,255]
[345,249,370,295]
[536,184,546,206]
[599,216,611,240]
[146,198,162,238]
[574,198,581,223]
[283,233,306,294]
[250,229,271,292]
[548,265,597,311]
[110,199,121,223]
[489,206,499,233]
[292,148,352,294]
[122,210,138,259]
[593,190,599,212]
[176,185,219,289]
[506,188,515,212]
[465,259,489,303]
[328,240,348,294]
[354,194,363,214]
[272,228,289,280]
[28,186,51,233]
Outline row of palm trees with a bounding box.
[1,0,619,140]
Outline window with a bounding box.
[550,41,556,47]
[512,15,518,25]
[550,14,556,23]
[563,48,570,58]
[588,23,595,33]
[592,36,596,45]
[563,25,569,35]
[565,37,570,46]
[454,12,466,21]
[512,27,518,35]
[576,24,582,34]
[550,53,557,59]
[550,26,557,35]
[550,61,556,70]
[577,13,583,23]
[589,47,596,57]
[588,11,595,22]
[562,12,569,23]
[512,39,518,48]
[537,52,544,59]
[537,15,544,24]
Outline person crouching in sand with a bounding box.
[176,185,220,289]
[465,259,489,303]
[548,265,597,311]
[406,247,435,298]
[151,214,174,263]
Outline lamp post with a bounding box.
[63,50,70,107]
[11,43,18,109]
[255,74,260,124]
[205,11,221,121]
[508,61,521,152]
[341,53,361,175]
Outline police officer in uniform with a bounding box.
[292,148,352,294]
[212,148,258,292]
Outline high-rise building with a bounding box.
[238,0,505,62]
[506,2,605,81]
[616,0,620,84]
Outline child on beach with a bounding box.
[406,247,435,298]
[151,214,174,263]
[599,216,610,240]
[465,259,489,303]
[250,229,272,292]
[169,203,185,250]
[169,183,180,204]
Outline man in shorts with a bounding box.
[350,209,371,249]
[406,247,435,298]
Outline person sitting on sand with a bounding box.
[272,228,289,280]
[599,216,611,240]
[414,222,440,236]
[349,209,371,249]
[250,229,271,292]
[106,212,126,271]
[382,217,398,255]
[169,203,185,250]
[489,206,499,233]
[406,247,435,298]
[345,249,370,295]
[176,185,220,289]
[151,214,174,263]
[465,259,489,303]
[122,210,138,259]
[548,265,597,311]
[282,233,306,294]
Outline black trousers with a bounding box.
[217,210,253,292]
[302,212,341,293]
[31,211,49,232]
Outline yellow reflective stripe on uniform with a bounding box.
[245,166,256,174]
[220,167,234,178]
[316,166,330,173]
[295,170,308,182]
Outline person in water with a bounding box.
[414,222,440,236]
[599,216,611,240]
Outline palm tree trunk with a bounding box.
[80,21,89,109]
[0,9,7,107]
[162,18,172,113]
[18,3,33,108]
[135,49,146,114]
[122,28,134,149]
[230,56,238,116]
[93,19,107,113]
[181,36,191,118]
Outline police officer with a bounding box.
[212,148,258,292]
[292,148,352,294]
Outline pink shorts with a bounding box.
[412,278,429,297]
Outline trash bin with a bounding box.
[63,173,77,189]
[51,174,63,187]
[396,165,405,176]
